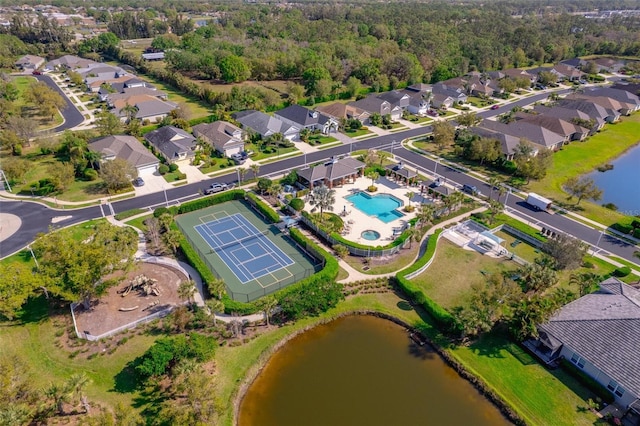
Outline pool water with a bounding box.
[361,230,381,240]
[345,192,404,223]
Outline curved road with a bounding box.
[2,89,638,264]
[35,74,85,132]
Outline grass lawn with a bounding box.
[411,239,519,308]
[526,114,640,226]
[307,134,338,146]
[11,75,64,130]
[161,171,185,183]
[343,242,421,275]
[136,74,212,119]
[343,127,373,138]
[125,214,152,233]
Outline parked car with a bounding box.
[230,153,246,164]
[427,109,438,117]
[204,183,229,195]
[535,84,547,90]
[132,177,145,187]
[430,178,443,188]
[32,70,41,75]
[490,104,500,110]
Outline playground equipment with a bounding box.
[119,274,162,297]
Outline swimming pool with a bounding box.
[345,192,404,223]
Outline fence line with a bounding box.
[71,302,175,341]
[497,224,545,249]
[298,214,402,257]
[404,230,447,279]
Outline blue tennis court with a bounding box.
[194,213,295,284]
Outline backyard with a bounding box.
[12,75,64,130]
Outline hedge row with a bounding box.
[245,192,281,223]
[288,227,339,282]
[394,230,455,329]
[559,359,615,404]
[178,189,245,214]
[176,228,217,288]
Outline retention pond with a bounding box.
[239,315,510,426]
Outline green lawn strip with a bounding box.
[161,171,185,183]
[135,74,212,119]
[316,141,343,150]
[449,331,598,426]
[124,214,152,232]
[307,135,338,146]
[0,249,35,266]
[527,114,640,226]
[607,255,640,272]
[114,208,147,221]
[343,128,373,138]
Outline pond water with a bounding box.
[586,143,640,215]
[239,315,510,426]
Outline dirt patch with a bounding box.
[73,262,187,338]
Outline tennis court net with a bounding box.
[213,229,270,251]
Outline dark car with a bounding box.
[427,109,438,117]
[132,177,145,187]
[32,70,41,75]
[462,184,479,195]
[204,183,228,195]
[490,104,500,110]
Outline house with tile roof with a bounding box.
[89,135,159,176]
[144,126,197,163]
[232,110,300,141]
[14,55,45,72]
[478,119,565,151]
[528,278,640,412]
[516,112,590,141]
[315,102,371,124]
[532,105,605,135]
[192,121,245,157]
[557,99,621,124]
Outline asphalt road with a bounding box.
[2,88,638,264]
[34,74,85,132]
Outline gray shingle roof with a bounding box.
[233,110,297,137]
[470,127,521,157]
[540,278,640,400]
[296,158,365,184]
[349,96,392,115]
[192,121,244,153]
[557,99,617,121]
[144,126,196,160]
[89,135,158,168]
[275,104,331,127]
[479,119,565,149]
[532,105,605,129]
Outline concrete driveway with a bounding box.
[133,172,171,197]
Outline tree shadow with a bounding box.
[13,295,51,325]
[83,182,108,195]
[396,300,413,311]
[112,357,142,394]
[407,338,437,360]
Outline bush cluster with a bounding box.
[245,192,281,223]
[178,189,245,214]
[559,359,615,404]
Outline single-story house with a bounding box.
[592,57,625,73]
[566,93,635,116]
[349,95,402,120]
[274,104,338,136]
[611,82,640,98]
[144,126,197,163]
[580,87,640,113]
[532,104,605,135]
[432,82,468,104]
[516,113,590,142]
[232,109,299,141]
[14,55,45,72]
[112,95,178,123]
[558,98,621,123]
[551,64,584,82]
[44,55,98,71]
[315,103,370,125]
[469,126,525,160]
[89,135,159,176]
[192,121,245,157]
[295,157,365,189]
[502,68,537,85]
[479,119,565,151]
[527,278,640,412]
[104,87,167,104]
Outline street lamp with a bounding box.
[163,185,169,207]
[596,230,604,248]
[503,187,511,209]
[28,245,39,269]
[433,158,439,177]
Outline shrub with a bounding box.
[582,261,595,269]
[168,163,179,172]
[83,168,98,181]
[368,185,378,192]
[158,164,170,175]
[178,189,245,214]
[613,266,631,277]
[612,223,633,234]
[560,358,614,404]
[245,192,280,223]
[154,207,171,218]
[602,203,618,211]
[289,198,305,212]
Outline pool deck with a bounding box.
[317,176,435,246]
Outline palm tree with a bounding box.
[178,280,197,305]
[238,167,248,184]
[363,149,377,167]
[405,191,415,208]
[487,199,504,224]
[366,170,379,187]
[417,203,437,229]
[66,373,91,413]
[377,150,390,166]
[256,295,278,326]
[208,278,226,300]
[250,163,260,180]
[84,150,101,170]
[121,103,138,124]
[569,272,602,297]
[44,383,70,415]
[205,298,225,326]
[449,191,465,212]
[163,229,182,253]
[487,176,501,200]
[299,128,311,143]
[308,185,336,220]
[267,183,282,199]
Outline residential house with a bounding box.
[592,57,625,73]
[532,105,605,135]
[44,55,97,71]
[502,68,537,85]
[275,104,338,136]
[528,278,640,413]
[233,110,300,141]
[349,95,402,120]
[376,90,411,111]
[144,126,197,163]
[479,119,565,151]
[89,135,159,176]
[192,121,245,157]
[111,95,178,123]
[431,82,468,104]
[466,76,496,98]
[557,98,621,124]
[401,84,433,115]
[100,80,158,101]
[516,112,590,142]
[315,103,370,125]
[104,87,167,104]
[564,94,629,118]
[580,87,640,113]
[469,126,525,160]
[559,58,585,69]
[295,157,365,189]
[14,55,45,72]
[611,82,640,98]
[431,92,455,109]
[551,64,584,82]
